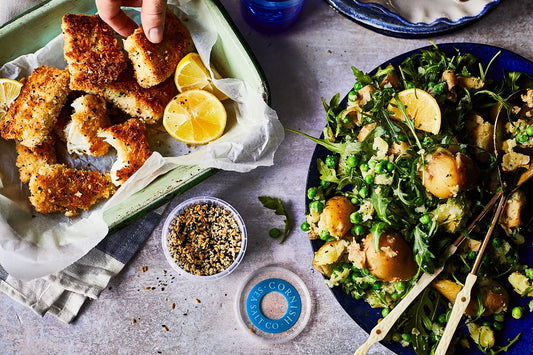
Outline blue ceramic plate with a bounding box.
[324,0,500,38]
[306,43,533,354]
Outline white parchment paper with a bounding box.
[0,0,284,281]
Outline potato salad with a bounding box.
[299,45,533,354]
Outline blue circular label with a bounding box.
[245,278,302,333]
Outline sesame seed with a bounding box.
[166,202,242,276]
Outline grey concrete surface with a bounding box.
[1,0,532,354]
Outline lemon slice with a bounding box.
[163,89,227,145]
[0,78,23,121]
[174,52,227,101]
[388,88,441,135]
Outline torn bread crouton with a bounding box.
[98,118,152,186]
[1,66,70,148]
[77,66,176,125]
[65,94,111,156]
[62,14,128,87]
[28,164,116,217]
[124,9,194,88]
[16,138,57,184]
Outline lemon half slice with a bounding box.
[163,89,227,145]
[388,88,441,135]
[174,52,227,101]
[0,78,23,121]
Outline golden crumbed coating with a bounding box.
[66,94,111,156]
[124,9,194,88]
[62,14,128,87]
[1,66,70,148]
[74,66,176,125]
[15,138,58,184]
[28,164,116,217]
[98,118,152,186]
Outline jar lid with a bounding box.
[235,265,312,343]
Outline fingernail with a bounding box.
[148,27,163,43]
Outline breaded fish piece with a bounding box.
[15,138,57,184]
[28,164,116,217]
[77,66,176,125]
[65,94,111,156]
[62,14,128,87]
[124,9,194,88]
[1,65,70,148]
[98,118,152,186]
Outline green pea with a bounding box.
[350,197,360,205]
[391,292,399,301]
[527,125,533,136]
[320,180,330,188]
[375,162,384,174]
[402,333,411,342]
[386,162,394,172]
[309,200,324,212]
[481,321,491,327]
[428,81,435,88]
[517,134,528,143]
[491,237,502,248]
[493,313,505,322]
[381,308,390,317]
[346,155,358,167]
[300,221,310,232]
[512,306,523,319]
[359,187,368,198]
[325,155,337,167]
[526,268,533,280]
[493,321,503,331]
[419,213,430,224]
[352,225,364,236]
[433,82,446,94]
[307,187,317,200]
[368,160,377,169]
[319,230,330,241]
[350,212,363,224]
[360,162,369,172]
[354,82,363,91]
[364,174,374,185]
[406,82,414,89]
[438,313,447,324]
[348,90,357,102]
[396,281,406,292]
[269,228,281,239]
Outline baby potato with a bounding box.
[363,233,417,282]
[312,239,350,277]
[421,148,478,199]
[432,278,508,316]
[317,196,356,238]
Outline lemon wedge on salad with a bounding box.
[388,88,441,135]
[163,89,227,145]
[0,78,23,121]
[174,52,227,101]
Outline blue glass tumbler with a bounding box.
[241,0,305,34]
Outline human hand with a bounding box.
[95,0,167,43]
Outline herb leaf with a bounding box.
[258,196,292,243]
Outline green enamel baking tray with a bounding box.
[0,0,269,231]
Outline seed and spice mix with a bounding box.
[167,202,242,276]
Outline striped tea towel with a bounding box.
[0,208,163,323]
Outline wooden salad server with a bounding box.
[436,89,533,355]
[354,192,502,355]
